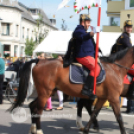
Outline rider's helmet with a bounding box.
[124,14,133,28]
[80,14,91,22]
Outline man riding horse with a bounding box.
[64,14,101,99]
[111,15,134,114]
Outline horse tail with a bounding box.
[8,58,39,112]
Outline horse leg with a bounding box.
[84,99,100,132]
[76,99,85,131]
[84,99,106,133]
[110,100,126,134]
[29,98,38,134]
[29,96,49,134]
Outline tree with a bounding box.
[34,13,49,45]
[61,19,68,31]
[25,38,35,56]
[111,18,118,26]
[25,14,49,56]
[52,54,58,58]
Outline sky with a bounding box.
[18,0,109,31]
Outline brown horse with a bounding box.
[76,82,133,132]
[9,47,134,134]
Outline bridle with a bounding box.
[113,47,134,71]
[114,62,134,71]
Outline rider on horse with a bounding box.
[73,14,101,99]
[111,15,134,114]
[111,15,132,54]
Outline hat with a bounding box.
[124,14,133,27]
[80,14,91,21]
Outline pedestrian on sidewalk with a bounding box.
[0,56,5,104]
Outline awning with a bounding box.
[33,31,72,55]
[33,31,134,56]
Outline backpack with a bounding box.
[110,44,118,54]
[63,38,77,68]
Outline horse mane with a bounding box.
[100,47,129,63]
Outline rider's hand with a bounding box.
[90,32,94,37]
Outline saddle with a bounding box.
[69,62,106,84]
[124,74,133,84]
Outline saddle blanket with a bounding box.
[69,64,106,84]
[124,74,133,84]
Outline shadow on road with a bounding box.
[0,118,132,134]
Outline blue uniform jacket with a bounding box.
[117,32,132,50]
[111,32,132,54]
[73,25,95,58]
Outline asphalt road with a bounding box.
[0,100,134,134]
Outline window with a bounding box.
[109,0,122,1]
[32,30,34,39]
[4,45,10,57]
[30,9,36,14]
[20,46,24,57]
[125,0,134,9]
[27,29,29,38]
[16,25,19,37]
[22,27,25,38]
[130,0,134,7]
[110,17,120,26]
[14,45,18,57]
[2,23,10,36]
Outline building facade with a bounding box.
[0,0,58,57]
[103,0,134,32]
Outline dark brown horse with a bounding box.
[9,47,134,134]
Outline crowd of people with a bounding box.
[0,54,5,104]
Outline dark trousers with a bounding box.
[127,99,134,113]
[0,75,4,103]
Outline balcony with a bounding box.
[107,0,125,14]
[1,33,10,36]
[103,26,121,32]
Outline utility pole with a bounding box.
[88,8,89,14]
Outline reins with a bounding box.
[114,62,134,71]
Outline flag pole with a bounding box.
[93,2,101,95]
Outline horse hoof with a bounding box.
[36,130,44,134]
[93,126,100,132]
[79,128,84,131]
[29,124,36,134]
[83,128,89,134]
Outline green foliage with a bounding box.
[25,38,35,56]
[111,18,118,26]
[34,13,49,45]
[52,54,58,58]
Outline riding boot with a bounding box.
[126,99,134,114]
[82,75,96,100]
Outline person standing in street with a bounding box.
[55,55,64,110]
[0,57,5,104]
